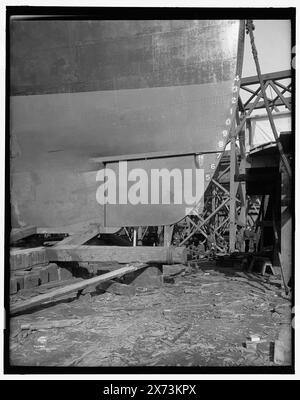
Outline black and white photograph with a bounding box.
[2,4,296,377]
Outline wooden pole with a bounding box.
[229,132,237,253]
[46,245,187,265]
[237,113,247,228]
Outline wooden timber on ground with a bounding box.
[10,245,186,273]
[10,263,147,315]
[46,245,187,265]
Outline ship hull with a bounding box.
[10,19,244,231]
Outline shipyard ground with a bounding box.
[9,260,292,367]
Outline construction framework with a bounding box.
[121,67,292,254]
[180,67,292,247]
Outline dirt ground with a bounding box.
[9,261,292,367]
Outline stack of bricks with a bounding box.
[10,247,73,295]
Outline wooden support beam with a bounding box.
[244,97,291,111]
[246,118,253,150]
[141,226,149,241]
[217,165,230,180]
[133,228,137,247]
[269,81,291,111]
[236,132,247,226]
[234,83,267,137]
[243,86,262,108]
[10,226,37,243]
[240,69,291,86]
[238,96,245,113]
[279,158,292,291]
[54,224,101,247]
[46,245,187,265]
[237,109,246,160]
[179,199,229,246]
[273,80,291,93]
[243,86,274,107]
[137,226,143,245]
[164,225,174,247]
[229,133,237,253]
[186,216,223,251]
[237,183,247,226]
[10,263,147,315]
[211,179,240,203]
[123,227,132,242]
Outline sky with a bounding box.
[242,20,292,77]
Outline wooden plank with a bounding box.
[46,245,187,265]
[229,133,237,253]
[244,97,291,111]
[10,263,147,315]
[54,224,101,247]
[35,277,83,292]
[240,70,291,86]
[245,97,292,114]
[10,226,36,243]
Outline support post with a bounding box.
[137,226,143,246]
[229,131,237,253]
[163,225,174,247]
[237,116,247,227]
[246,118,252,150]
[212,187,216,229]
[133,227,137,247]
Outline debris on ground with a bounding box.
[9,260,292,367]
